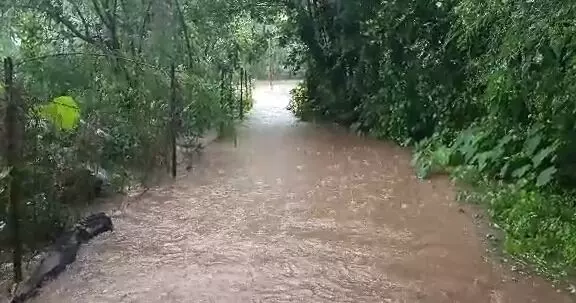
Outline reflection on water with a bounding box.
[27,81,572,303]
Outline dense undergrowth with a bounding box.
[284,0,576,277]
[0,0,277,273]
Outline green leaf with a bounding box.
[532,145,556,168]
[0,166,10,179]
[36,96,81,131]
[417,162,431,179]
[475,151,493,172]
[536,166,557,187]
[551,37,563,59]
[499,162,510,178]
[512,164,531,179]
[523,134,542,156]
[497,134,514,148]
[460,138,478,162]
[433,146,451,167]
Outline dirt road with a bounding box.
[28,81,573,302]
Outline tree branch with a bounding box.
[68,1,93,39]
[173,0,195,68]
[38,0,96,45]
[137,0,155,55]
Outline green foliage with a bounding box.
[282,0,576,277]
[0,0,272,253]
[36,96,80,131]
[466,184,576,277]
[411,134,452,179]
[287,81,314,120]
[414,123,560,187]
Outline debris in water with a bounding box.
[486,233,497,241]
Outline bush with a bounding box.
[287,82,312,120]
[473,184,576,277]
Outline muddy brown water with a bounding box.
[20,81,573,302]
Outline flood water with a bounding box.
[27,81,573,302]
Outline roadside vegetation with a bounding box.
[4,0,575,290]
[284,0,576,279]
[0,0,282,285]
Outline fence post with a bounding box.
[218,69,225,138]
[244,69,249,105]
[239,68,244,120]
[4,56,23,283]
[228,70,233,108]
[169,63,177,178]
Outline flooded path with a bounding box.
[31,81,572,302]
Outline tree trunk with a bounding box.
[4,57,23,283]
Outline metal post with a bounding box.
[218,69,225,138]
[169,63,177,178]
[4,57,23,283]
[244,69,249,104]
[239,68,244,120]
[268,36,273,90]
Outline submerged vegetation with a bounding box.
[284,1,576,278]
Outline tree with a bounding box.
[0,0,277,283]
